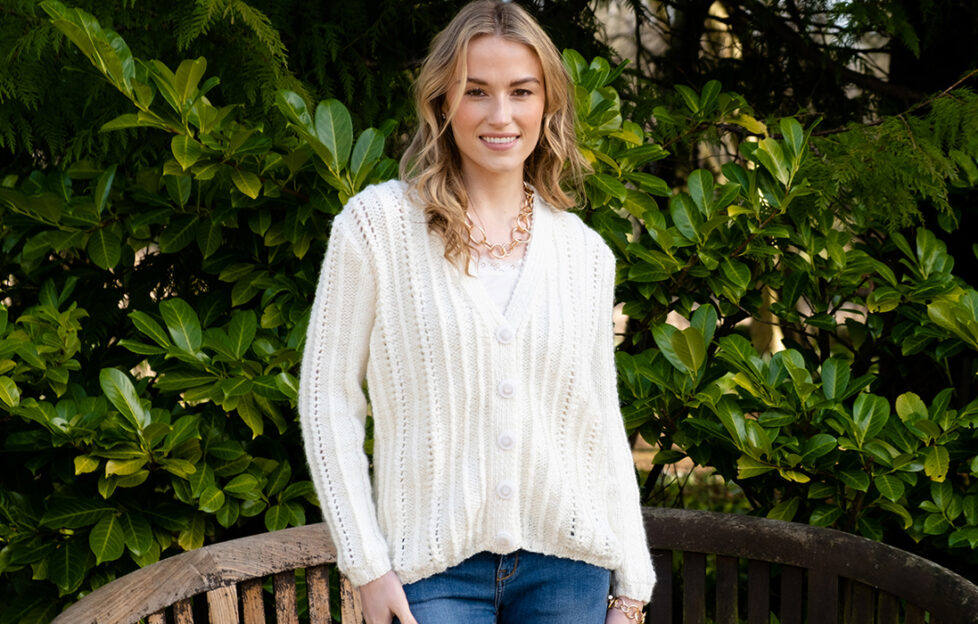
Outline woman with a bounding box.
[298,1,655,622]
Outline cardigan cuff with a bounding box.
[343,556,394,588]
[612,571,655,604]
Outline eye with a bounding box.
[513,88,534,97]
[465,88,487,97]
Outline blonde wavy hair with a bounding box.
[399,0,588,269]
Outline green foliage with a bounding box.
[570,70,978,564]
[3,2,978,622]
[1,4,392,619]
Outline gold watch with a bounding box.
[608,596,646,623]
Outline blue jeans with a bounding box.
[395,550,611,623]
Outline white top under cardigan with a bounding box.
[298,180,655,601]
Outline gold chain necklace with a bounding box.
[465,184,534,259]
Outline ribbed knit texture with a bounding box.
[299,180,655,601]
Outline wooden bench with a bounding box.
[52,508,978,624]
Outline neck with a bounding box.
[462,169,527,222]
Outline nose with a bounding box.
[488,95,512,126]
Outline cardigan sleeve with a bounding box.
[594,244,656,602]
[298,208,392,587]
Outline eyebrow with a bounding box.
[465,77,542,87]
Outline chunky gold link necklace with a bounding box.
[465,184,534,259]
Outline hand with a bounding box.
[605,608,632,624]
[359,570,418,624]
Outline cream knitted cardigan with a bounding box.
[298,180,655,601]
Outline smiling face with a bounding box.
[446,35,546,185]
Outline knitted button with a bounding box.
[497,379,516,398]
[495,325,515,344]
[496,480,515,499]
[497,431,515,450]
[495,531,516,552]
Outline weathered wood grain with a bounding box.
[48,508,978,624]
[51,523,335,624]
[206,585,239,624]
[240,578,264,624]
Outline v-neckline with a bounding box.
[459,191,550,331]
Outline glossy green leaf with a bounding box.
[159,215,198,253]
[755,137,789,185]
[669,193,700,241]
[838,470,870,492]
[100,368,150,430]
[87,227,122,269]
[687,169,714,217]
[46,540,89,593]
[821,357,851,401]
[895,392,928,423]
[174,57,207,112]
[766,497,800,522]
[690,304,718,346]
[264,504,290,531]
[875,474,905,502]
[351,127,386,187]
[852,393,889,447]
[196,220,222,259]
[119,512,153,555]
[670,327,706,374]
[237,394,264,439]
[198,485,226,513]
[590,173,627,201]
[178,513,205,551]
[89,514,124,564]
[171,134,203,170]
[675,84,700,113]
[227,310,257,359]
[231,169,261,199]
[315,99,354,171]
[129,310,171,348]
[160,298,202,352]
[0,376,20,408]
[40,499,114,528]
[94,164,116,215]
[737,455,774,478]
[924,446,950,482]
[224,473,260,497]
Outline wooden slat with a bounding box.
[240,578,265,624]
[649,549,673,624]
[173,598,194,624]
[307,565,332,624]
[808,569,838,624]
[848,581,873,624]
[906,603,926,624]
[206,585,239,624]
[715,555,738,624]
[147,612,166,624]
[876,592,899,624]
[683,551,706,624]
[747,560,770,624]
[340,575,364,624]
[779,565,803,624]
[274,571,299,624]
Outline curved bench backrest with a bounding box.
[52,508,978,624]
[644,508,978,624]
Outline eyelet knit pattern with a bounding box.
[298,180,655,601]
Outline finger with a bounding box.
[393,603,419,624]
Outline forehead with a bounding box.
[463,35,543,80]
